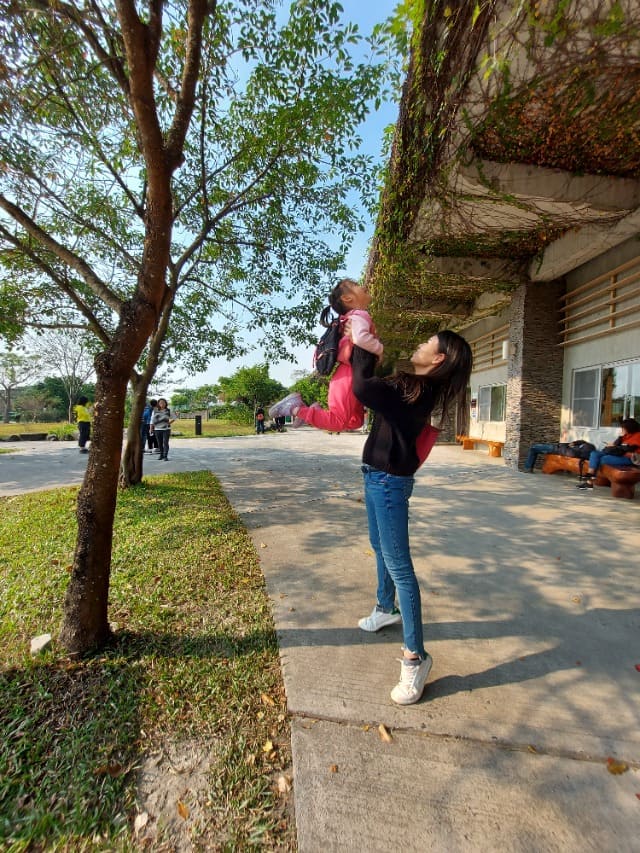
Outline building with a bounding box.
[365,0,640,467]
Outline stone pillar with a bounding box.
[503,279,564,469]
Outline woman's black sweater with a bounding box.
[351,347,435,476]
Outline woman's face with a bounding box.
[158,399,167,409]
[410,336,445,375]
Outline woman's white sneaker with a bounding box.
[390,654,433,705]
[358,605,402,632]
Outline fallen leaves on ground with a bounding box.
[378,724,392,743]
[606,757,629,775]
[134,812,149,835]
[276,774,292,794]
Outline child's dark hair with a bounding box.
[319,278,359,327]
[393,331,473,425]
[77,395,88,405]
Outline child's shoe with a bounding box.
[269,392,303,419]
[291,402,321,428]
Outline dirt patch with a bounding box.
[134,738,224,850]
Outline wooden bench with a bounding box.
[541,453,640,499]
[456,434,504,458]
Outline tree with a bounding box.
[0,351,42,421]
[0,0,393,653]
[0,0,392,486]
[217,364,285,408]
[290,372,330,408]
[29,331,96,421]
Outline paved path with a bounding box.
[2,433,639,851]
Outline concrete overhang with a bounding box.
[411,161,640,242]
[529,206,640,281]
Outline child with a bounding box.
[73,395,92,453]
[269,278,383,432]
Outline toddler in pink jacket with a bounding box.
[269,278,383,432]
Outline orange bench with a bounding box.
[541,453,640,499]
[456,434,504,458]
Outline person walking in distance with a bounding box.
[73,395,92,454]
[140,399,154,452]
[147,399,159,452]
[149,398,176,461]
[351,332,473,705]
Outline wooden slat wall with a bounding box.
[468,324,509,372]
[560,256,640,347]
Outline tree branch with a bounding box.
[0,195,124,316]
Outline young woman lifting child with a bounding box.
[350,332,472,705]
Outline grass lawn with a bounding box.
[0,472,294,850]
[171,418,256,439]
[0,419,257,440]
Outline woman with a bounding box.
[150,398,176,461]
[576,418,640,489]
[350,332,473,705]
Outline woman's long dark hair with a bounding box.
[394,331,473,423]
[319,278,359,327]
[621,418,640,434]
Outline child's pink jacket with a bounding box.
[297,309,383,433]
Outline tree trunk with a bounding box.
[120,374,150,488]
[57,0,207,655]
[59,369,129,654]
[120,293,174,487]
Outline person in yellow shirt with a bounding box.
[73,395,92,453]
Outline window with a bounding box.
[571,361,640,427]
[600,363,640,426]
[478,384,506,422]
[571,368,600,427]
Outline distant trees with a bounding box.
[0,351,41,422]
[289,372,330,409]
[28,331,96,421]
[217,365,286,410]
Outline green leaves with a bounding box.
[0,0,395,374]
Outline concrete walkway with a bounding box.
[2,432,639,851]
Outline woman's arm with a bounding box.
[351,346,402,415]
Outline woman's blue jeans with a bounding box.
[588,450,633,473]
[362,465,426,659]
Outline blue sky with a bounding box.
[169,0,401,394]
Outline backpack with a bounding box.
[313,316,341,376]
[556,440,596,460]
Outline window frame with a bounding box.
[477,383,506,423]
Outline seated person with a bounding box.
[577,418,640,490]
[523,442,557,472]
[523,439,591,472]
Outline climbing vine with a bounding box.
[368,0,640,359]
